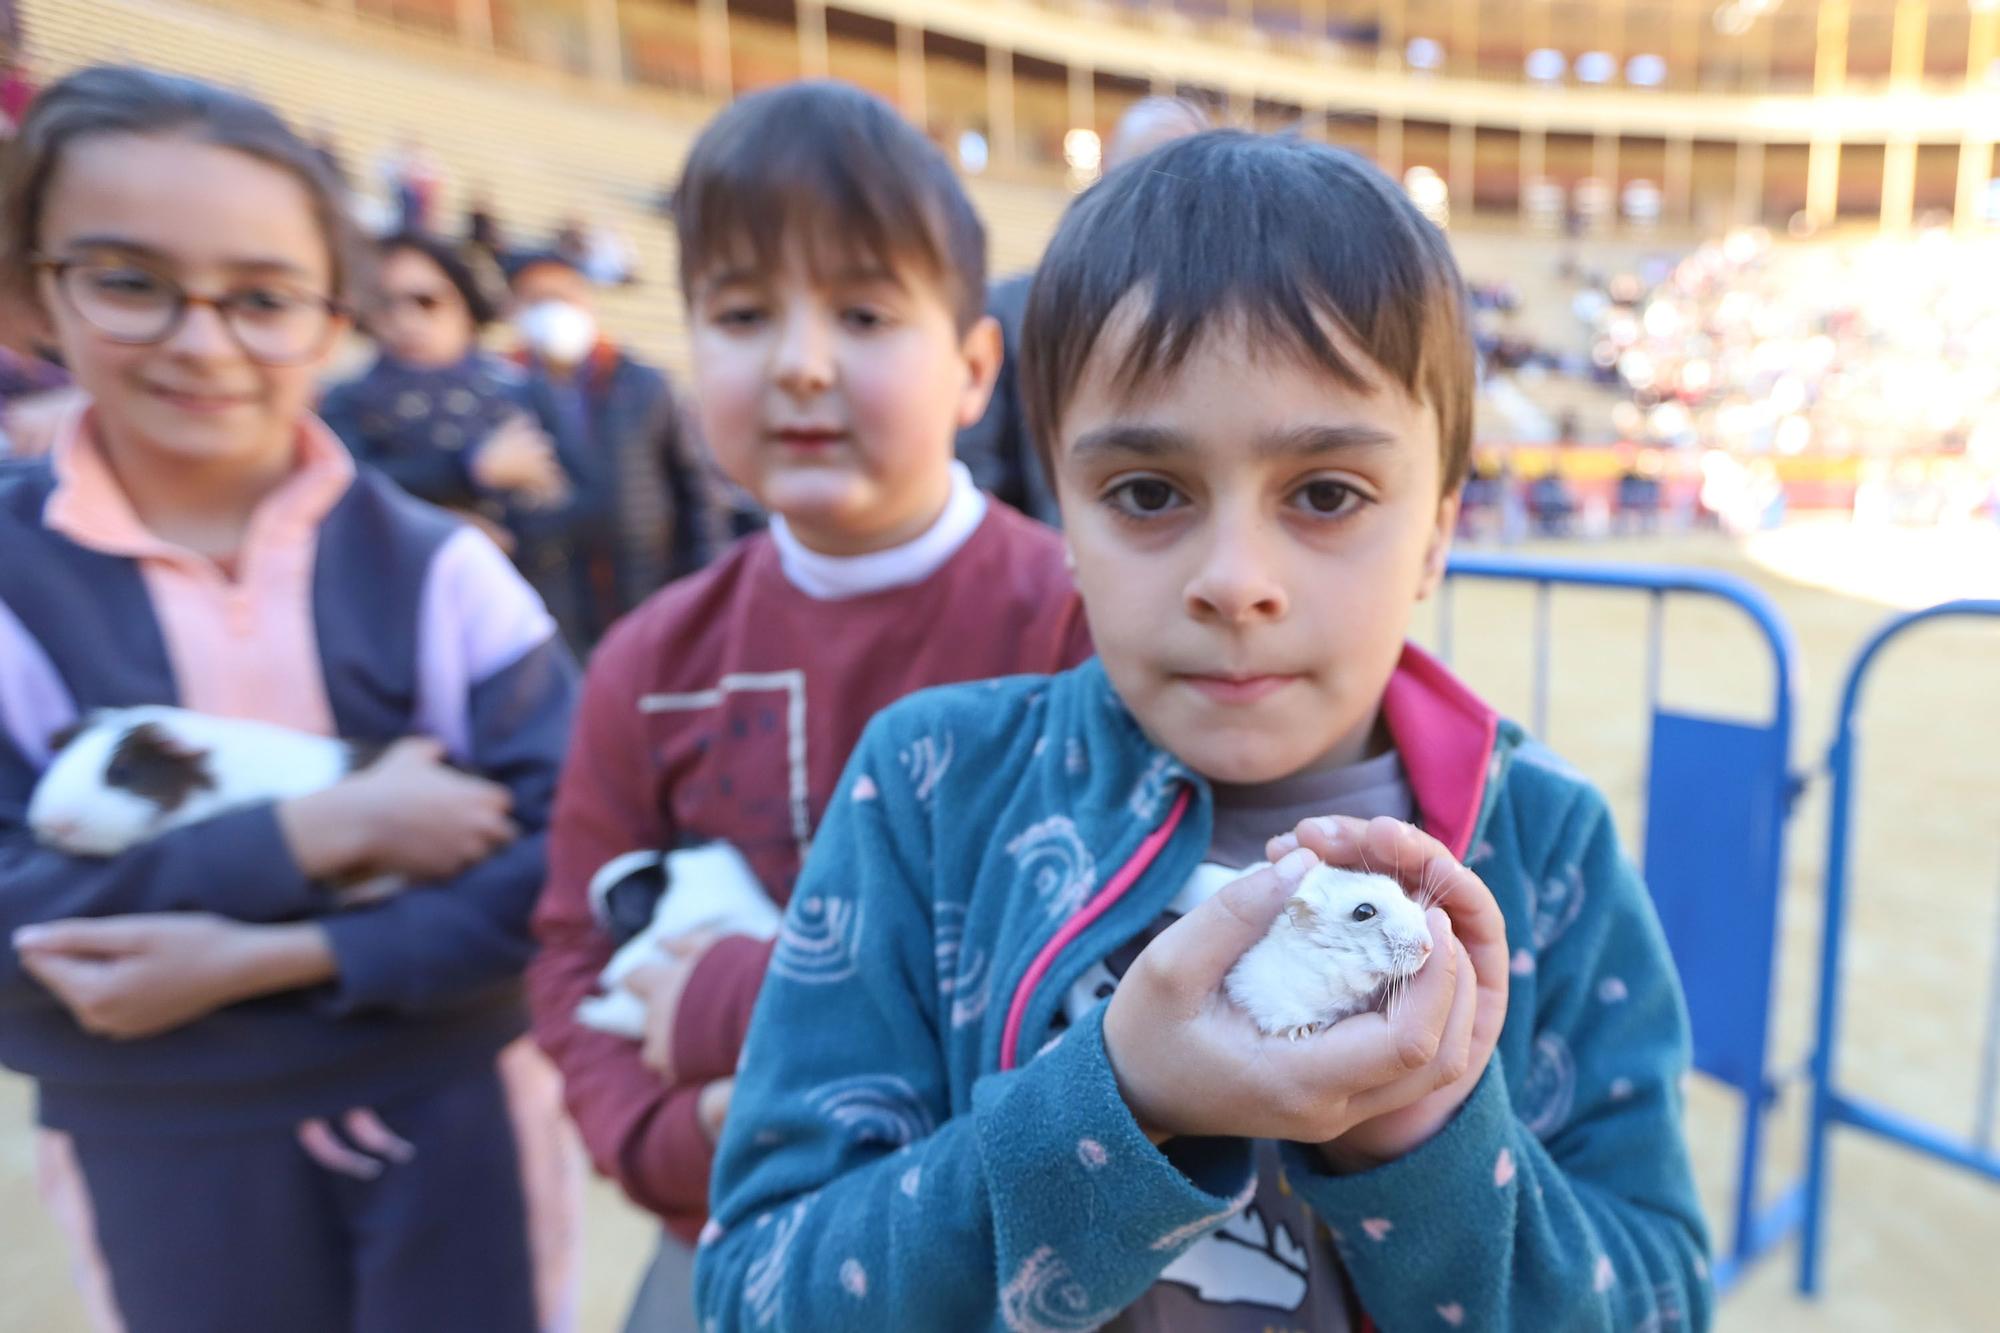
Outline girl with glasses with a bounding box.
[0,65,583,1333]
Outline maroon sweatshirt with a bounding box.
[527,503,1091,1240]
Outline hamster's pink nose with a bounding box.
[38,818,80,846]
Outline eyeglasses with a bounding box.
[33,257,343,366]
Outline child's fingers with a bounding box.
[13,917,152,958]
[16,945,88,995]
[296,1118,384,1180]
[1290,816,1456,899]
[1271,815,1367,866]
[642,1010,670,1075]
[385,735,445,766]
[20,951,140,1038]
[1408,854,1508,1005]
[621,959,669,1001]
[623,957,695,1077]
[467,806,517,846]
[1347,925,1477,1120]
[1355,816,1435,889]
[659,930,720,960]
[1431,935,1479,1084]
[1282,815,1422,886]
[343,1108,417,1164]
[1129,848,1319,1009]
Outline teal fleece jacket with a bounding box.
[695,648,1712,1332]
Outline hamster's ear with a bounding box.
[1282,897,1320,929]
[108,723,217,811]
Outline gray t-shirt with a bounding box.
[1056,749,1413,1333]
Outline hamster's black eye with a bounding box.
[1351,903,1377,922]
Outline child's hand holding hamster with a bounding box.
[1272,816,1511,1167]
[1102,816,1508,1168]
[277,738,518,885]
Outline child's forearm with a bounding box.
[228,921,340,999]
[700,1006,1255,1331]
[1284,1065,1711,1333]
[276,786,372,880]
[0,809,319,1008]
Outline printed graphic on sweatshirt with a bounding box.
[1052,868,1356,1332]
[640,668,809,895]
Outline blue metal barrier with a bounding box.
[1798,599,2000,1295]
[1441,552,1808,1292]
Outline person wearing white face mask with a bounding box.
[507,251,727,643]
[517,296,598,367]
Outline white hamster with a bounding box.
[1224,862,1434,1040]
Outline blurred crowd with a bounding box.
[1579,225,2000,469]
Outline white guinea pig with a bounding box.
[1223,862,1435,1040]
[575,842,783,1040]
[28,706,363,857]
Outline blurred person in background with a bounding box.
[507,249,723,641]
[581,222,636,287]
[376,133,441,232]
[320,230,606,647]
[552,214,589,270]
[955,95,1210,526]
[465,189,507,269]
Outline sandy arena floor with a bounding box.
[3,519,1996,1332]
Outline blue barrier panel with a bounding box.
[1798,599,2000,1296]
[1442,552,1806,1293]
[1646,711,1787,1096]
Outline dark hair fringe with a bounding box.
[379,229,506,328]
[1019,131,1475,494]
[671,80,986,332]
[0,64,365,305]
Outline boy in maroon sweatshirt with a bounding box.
[525,82,1090,1327]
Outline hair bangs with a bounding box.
[674,82,984,330]
[2,65,363,305]
[1022,131,1473,492]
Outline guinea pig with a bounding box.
[28,706,366,857]
[1224,862,1435,1040]
[575,841,783,1039]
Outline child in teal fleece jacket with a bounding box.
[696,130,1711,1332]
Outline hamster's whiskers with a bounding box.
[1415,861,1448,911]
[1381,969,1410,1016]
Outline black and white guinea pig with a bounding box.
[576,842,783,1039]
[27,706,376,857]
